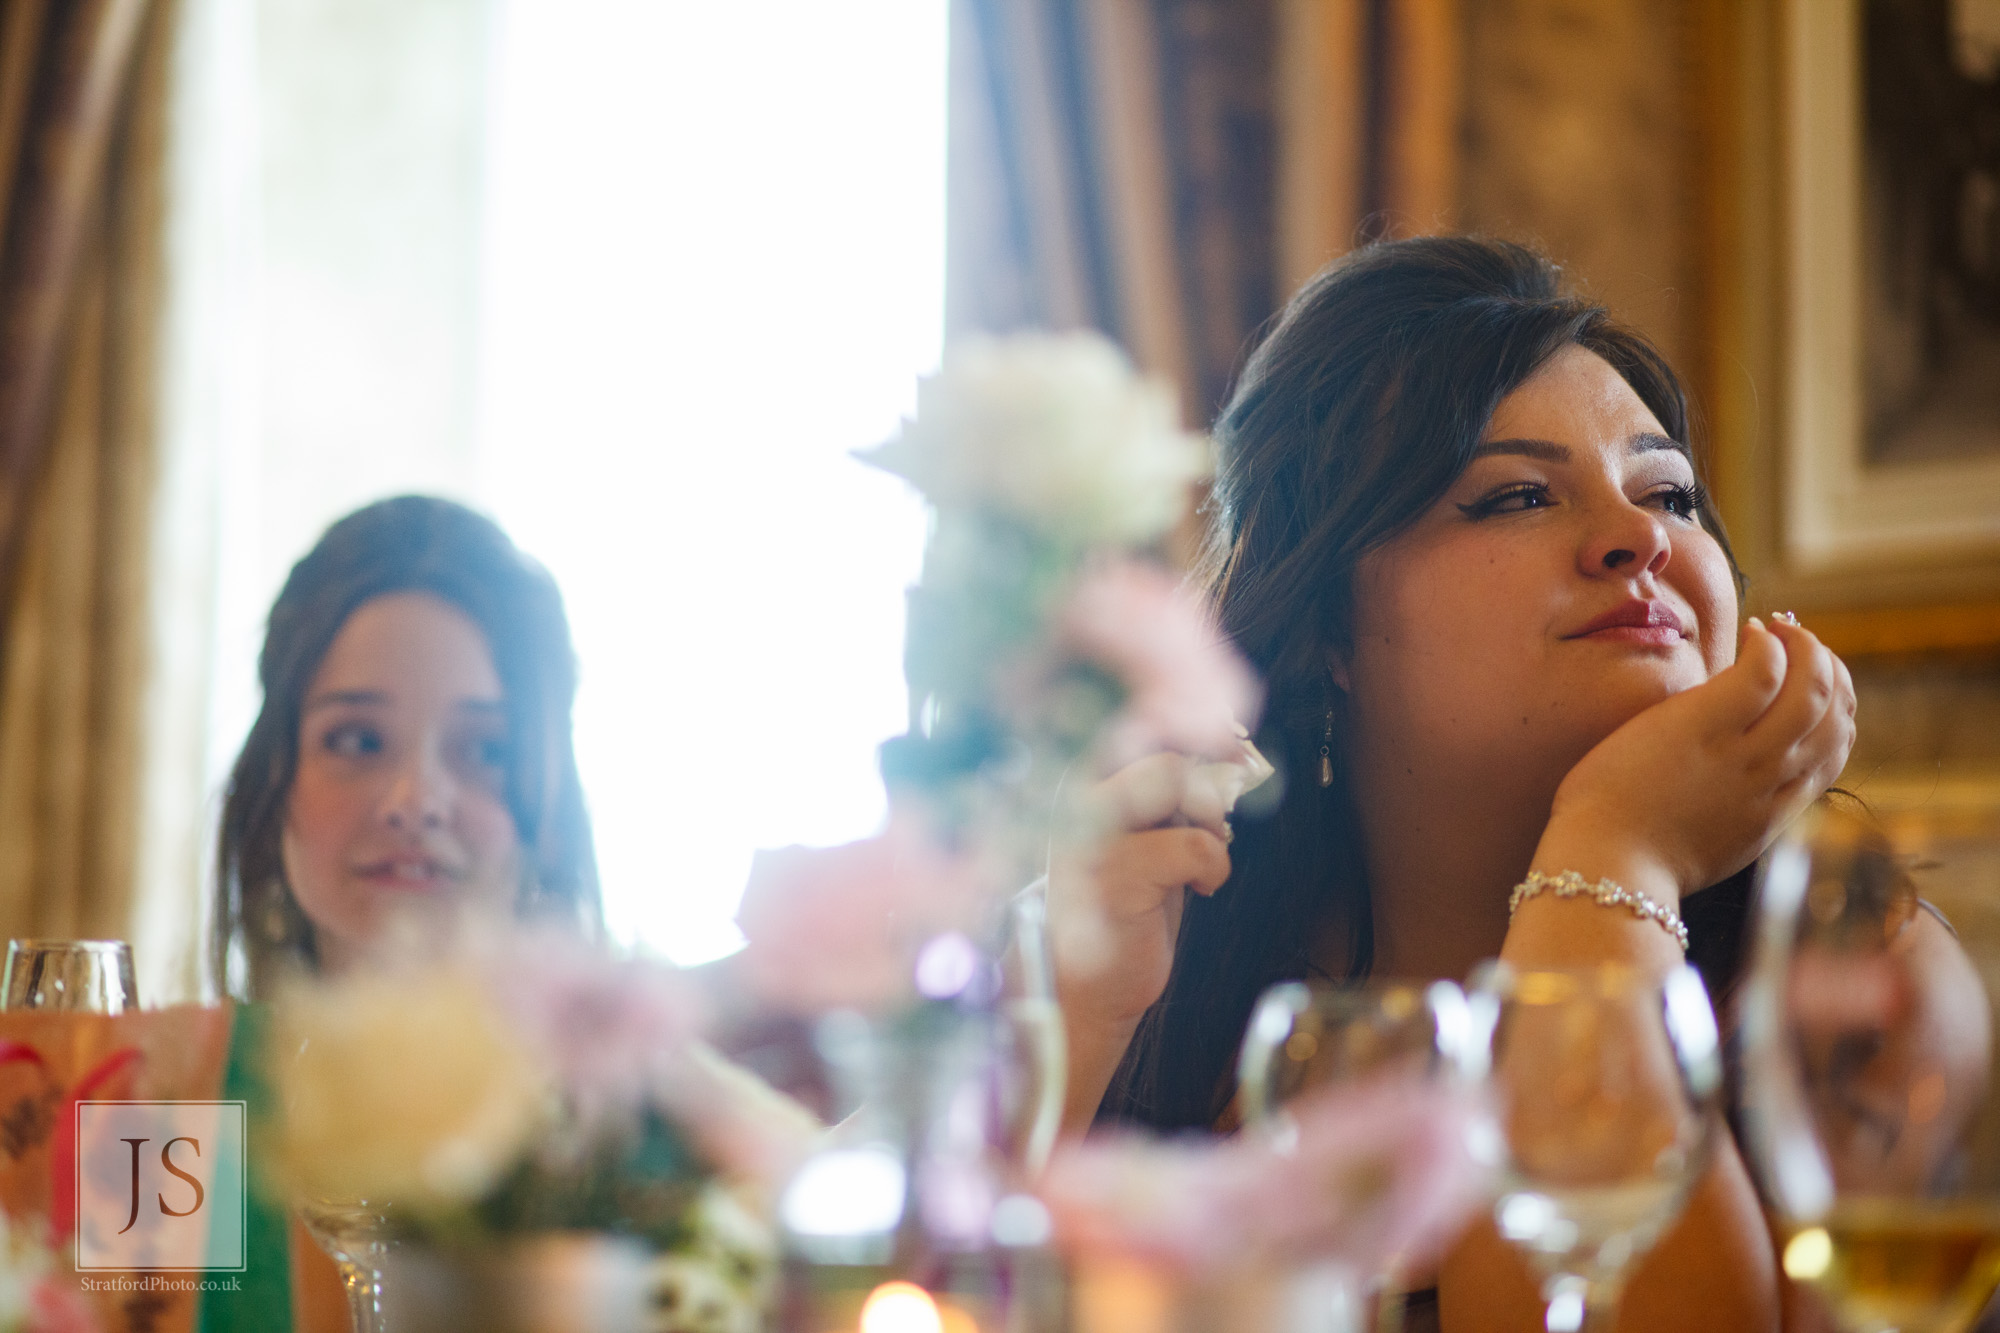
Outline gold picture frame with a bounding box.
[1700,0,2000,658]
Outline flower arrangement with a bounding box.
[862,333,1252,796]
[737,332,1268,1020]
[728,330,1278,1333]
[264,927,820,1329]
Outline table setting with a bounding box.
[0,333,1991,1333]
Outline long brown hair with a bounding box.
[213,496,599,997]
[1102,237,1747,1129]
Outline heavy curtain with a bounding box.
[947,0,1461,424]
[0,0,167,950]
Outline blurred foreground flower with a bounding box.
[486,929,707,1140]
[270,959,547,1208]
[267,927,814,1256]
[863,332,1206,545]
[1041,1079,1491,1278]
[735,816,988,1016]
[1048,556,1262,764]
[0,1210,94,1333]
[644,1185,778,1333]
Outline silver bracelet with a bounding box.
[1507,869,1689,952]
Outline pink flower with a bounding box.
[735,816,988,1015]
[480,927,706,1134]
[1057,559,1261,764]
[1042,1079,1491,1278]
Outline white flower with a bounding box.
[864,332,1208,544]
[645,1185,776,1333]
[269,963,549,1209]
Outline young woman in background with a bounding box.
[212,494,598,997]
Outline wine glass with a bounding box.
[1468,960,1723,1333]
[1237,978,1489,1333]
[300,1199,396,1333]
[0,939,136,1012]
[1739,801,2000,1333]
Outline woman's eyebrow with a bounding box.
[304,689,388,711]
[1473,433,1687,461]
[1474,437,1569,462]
[453,698,506,716]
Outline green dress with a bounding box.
[195,1003,294,1332]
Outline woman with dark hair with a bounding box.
[1049,237,1899,1329]
[213,494,598,998]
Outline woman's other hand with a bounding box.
[1540,615,1856,909]
[1049,752,1232,1134]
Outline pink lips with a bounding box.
[352,854,461,893]
[1566,598,1688,647]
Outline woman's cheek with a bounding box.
[281,771,368,932]
[1682,539,1739,677]
[461,794,523,907]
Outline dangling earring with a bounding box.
[261,892,295,946]
[1319,707,1334,787]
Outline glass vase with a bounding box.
[378,1232,656,1333]
[775,999,1064,1333]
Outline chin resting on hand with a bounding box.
[1545,616,1857,902]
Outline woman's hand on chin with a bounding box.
[1540,616,1856,905]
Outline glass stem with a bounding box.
[334,1255,385,1333]
[1543,1274,1624,1333]
[1579,1290,1621,1333]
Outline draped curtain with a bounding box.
[0,0,167,949]
[948,0,1461,425]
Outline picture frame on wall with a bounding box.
[1784,0,2000,578]
[1721,0,2000,653]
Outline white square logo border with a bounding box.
[74,1100,248,1273]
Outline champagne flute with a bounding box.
[1739,802,2000,1333]
[1469,960,1723,1333]
[0,939,136,1012]
[1237,978,1488,1333]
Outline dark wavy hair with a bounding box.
[213,495,599,997]
[1101,236,1750,1129]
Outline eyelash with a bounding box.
[1457,481,1709,521]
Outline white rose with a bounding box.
[864,332,1208,544]
[270,964,548,1208]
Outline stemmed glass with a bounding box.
[0,939,136,1012]
[300,1199,396,1333]
[1236,978,1489,1333]
[1739,802,2000,1333]
[1468,960,1724,1333]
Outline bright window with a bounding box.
[197,0,944,968]
[474,1,944,961]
